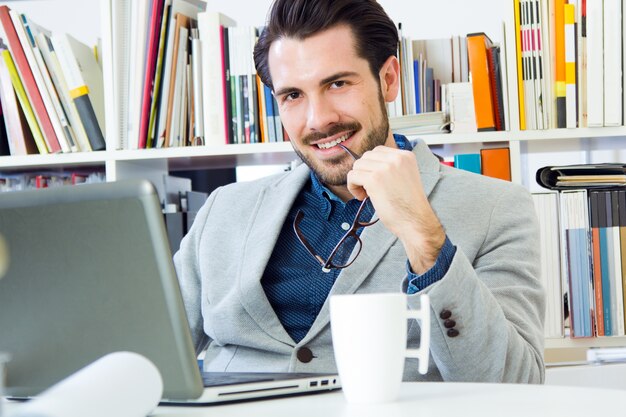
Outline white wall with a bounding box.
[206,0,511,41]
[0,0,101,45]
[1,0,509,46]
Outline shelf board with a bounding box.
[3,125,626,172]
[112,142,297,170]
[415,126,626,145]
[544,336,626,365]
[0,151,108,171]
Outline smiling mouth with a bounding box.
[316,132,353,149]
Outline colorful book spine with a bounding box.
[564,3,577,128]
[0,5,59,152]
[513,0,527,130]
[554,0,567,128]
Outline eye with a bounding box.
[330,80,346,89]
[281,91,301,103]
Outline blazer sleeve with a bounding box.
[406,185,545,383]
[173,187,221,355]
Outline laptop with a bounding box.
[0,179,340,404]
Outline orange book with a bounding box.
[480,148,511,181]
[466,32,496,131]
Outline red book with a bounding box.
[0,6,60,153]
[137,0,165,149]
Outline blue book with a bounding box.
[453,154,481,174]
[413,60,421,114]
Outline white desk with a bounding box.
[4,382,622,417]
[150,382,621,417]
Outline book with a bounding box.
[559,189,593,338]
[513,0,526,130]
[532,192,564,338]
[619,191,626,332]
[11,11,71,153]
[554,0,567,128]
[446,82,476,133]
[486,45,505,131]
[563,3,577,128]
[610,190,624,335]
[137,0,166,149]
[603,0,622,126]
[36,32,90,152]
[589,191,605,336]
[597,190,614,335]
[0,5,59,153]
[453,153,481,174]
[536,163,626,190]
[0,42,36,155]
[480,148,511,181]
[127,0,151,149]
[586,0,603,127]
[51,33,106,151]
[389,111,449,135]
[466,32,496,131]
[164,13,190,147]
[1,48,47,154]
[146,1,172,149]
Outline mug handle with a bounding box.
[405,294,430,375]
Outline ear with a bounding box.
[378,55,400,103]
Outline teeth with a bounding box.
[317,133,351,149]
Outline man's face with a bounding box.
[268,25,392,186]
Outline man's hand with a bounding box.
[346,146,446,274]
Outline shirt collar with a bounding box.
[309,134,412,217]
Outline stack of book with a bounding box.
[533,163,626,339]
[102,0,289,150]
[0,5,105,156]
[512,0,624,130]
[0,170,104,192]
[392,29,508,134]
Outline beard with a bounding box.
[292,91,390,186]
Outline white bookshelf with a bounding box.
[2,0,626,364]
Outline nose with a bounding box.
[306,95,340,133]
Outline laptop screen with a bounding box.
[0,180,203,399]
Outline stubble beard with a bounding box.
[292,92,390,186]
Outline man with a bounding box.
[175,0,545,383]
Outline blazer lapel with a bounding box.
[300,140,442,344]
[237,164,310,346]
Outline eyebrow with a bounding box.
[273,71,360,97]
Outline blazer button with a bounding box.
[447,328,460,337]
[440,309,452,320]
[444,319,456,329]
[297,347,314,363]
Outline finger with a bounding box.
[346,169,371,201]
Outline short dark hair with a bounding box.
[253,0,398,90]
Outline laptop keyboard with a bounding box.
[200,372,324,387]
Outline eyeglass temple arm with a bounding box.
[338,143,360,161]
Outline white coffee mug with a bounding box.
[330,292,430,404]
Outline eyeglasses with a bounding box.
[293,144,379,270]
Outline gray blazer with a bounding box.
[174,140,545,383]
